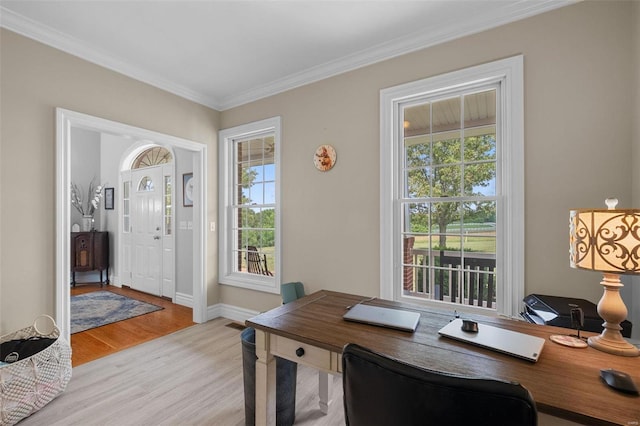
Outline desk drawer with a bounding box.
[271,335,333,371]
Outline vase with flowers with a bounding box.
[71,178,106,231]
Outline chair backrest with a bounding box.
[247,246,272,276]
[281,282,305,304]
[342,343,537,426]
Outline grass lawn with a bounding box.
[253,230,496,275]
[411,233,495,253]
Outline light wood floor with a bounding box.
[20,310,576,426]
[19,318,347,426]
[70,285,195,366]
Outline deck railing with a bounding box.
[406,249,496,309]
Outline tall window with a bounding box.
[219,117,281,293]
[381,57,524,317]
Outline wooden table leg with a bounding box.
[318,371,333,414]
[254,329,276,426]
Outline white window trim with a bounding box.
[219,117,282,294]
[380,56,524,318]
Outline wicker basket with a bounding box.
[0,315,72,426]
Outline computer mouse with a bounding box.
[600,369,639,395]
[461,319,478,333]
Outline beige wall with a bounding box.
[0,29,220,333]
[220,1,638,315]
[1,1,638,334]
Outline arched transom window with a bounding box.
[132,146,173,169]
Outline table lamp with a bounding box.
[569,198,640,356]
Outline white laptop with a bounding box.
[438,318,545,362]
[343,304,420,332]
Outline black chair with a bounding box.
[342,343,537,426]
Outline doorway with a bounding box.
[56,108,208,342]
[130,166,164,295]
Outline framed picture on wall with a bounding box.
[183,173,194,207]
[104,187,114,210]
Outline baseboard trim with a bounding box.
[207,303,260,323]
[175,292,193,308]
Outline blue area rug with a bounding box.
[71,291,163,334]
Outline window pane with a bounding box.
[238,185,249,205]
[465,163,496,196]
[462,201,496,253]
[123,181,131,233]
[430,201,462,247]
[249,138,263,162]
[164,176,172,236]
[464,127,496,162]
[264,163,275,182]
[406,168,431,198]
[239,207,250,229]
[264,182,275,204]
[405,137,431,169]
[252,164,265,183]
[138,176,153,191]
[432,137,461,165]
[403,103,430,138]
[432,97,460,133]
[404,202,430,234]
[262,208,275,228]
[251,182,264,204]
[236,140,249,162]
[464,90,496,128]
[433,165,461,196]
[463,236,496,255]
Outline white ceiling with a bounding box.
[0,0,574,111]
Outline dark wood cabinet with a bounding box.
[71,231,109,286]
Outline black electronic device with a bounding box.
[461,319,478,333]
[600,369,639,395]
[569,305,584,338]
[521,294,632,338]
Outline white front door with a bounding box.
[131,166,163,295]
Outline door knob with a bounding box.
[153,236,161,240]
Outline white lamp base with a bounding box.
[588,273,639,357]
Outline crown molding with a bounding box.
[218,0,575,110]
[0,6,222,110]
[1,1,575,111]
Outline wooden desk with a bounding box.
[246,290,639,426]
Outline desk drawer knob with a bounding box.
[295,347,305,357]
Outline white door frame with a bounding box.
[55,108,208,342]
